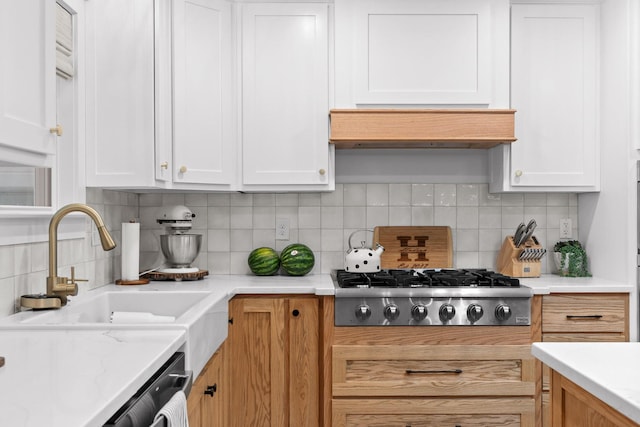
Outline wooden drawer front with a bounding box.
[333,345,535,397]
[344,414,519,427]
[332,398,535,427]
[542,294,628,334]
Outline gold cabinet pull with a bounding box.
[49,125,63,136]
[515,170,523,177]
[160,162,169,170]
[319,168,326,175]
[179,166,188,174]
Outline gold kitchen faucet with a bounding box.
[20,203,116,309]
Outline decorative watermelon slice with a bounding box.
[280,243,315,276]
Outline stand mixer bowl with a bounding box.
[160,234,202,268]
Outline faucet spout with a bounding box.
[47,203,116,305]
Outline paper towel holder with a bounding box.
[117,220,149,286]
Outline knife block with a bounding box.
[496,235,542,278]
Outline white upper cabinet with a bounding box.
[166,0,234,187]
[85,0,156,188]
[85,0,332,192]
[0,1,57,158]
[86,0,234,190]
[240,3,333,190]
[489,3,599,192]
[334,0,510,108]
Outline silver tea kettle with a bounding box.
[345,229,385,273]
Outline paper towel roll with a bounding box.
[110,311,176,324]
[121,222,140,281]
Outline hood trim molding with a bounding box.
[329,109,516,149]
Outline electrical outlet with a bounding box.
[276,218,290,241]
[560,218,572,239]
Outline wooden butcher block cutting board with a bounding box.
[373,226,453,269]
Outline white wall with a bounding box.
[578,0,638,340]
[580,0,638,282]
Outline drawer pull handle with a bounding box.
[405,369,462,375]
[566,315,603,320]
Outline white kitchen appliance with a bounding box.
[155,205,204,278]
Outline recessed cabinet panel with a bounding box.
[172,0,233,185]
[335,0,510,107]
[85,0,155,187]
[509,4,598,189]
[241,3,330,186]
[0,0,56,156]
[354,0,490,105]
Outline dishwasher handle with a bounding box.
[148,373,192,427]
[104,352,192,427]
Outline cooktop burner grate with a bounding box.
[335,269,520,289]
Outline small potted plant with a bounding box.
[553,240,591,277]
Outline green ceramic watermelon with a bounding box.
[248,247,280,276]
[280,243,315,276]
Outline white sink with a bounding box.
[0,288,229,378]
[19,291,208,325]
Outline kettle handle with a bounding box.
[348,229,375,250]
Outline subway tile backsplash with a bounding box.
[0,184,578,316]
[137,183,577,276]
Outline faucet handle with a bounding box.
[70,266,88,283]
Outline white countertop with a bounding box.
[0,329,185,427]
[0,273,333,427]
[532,342,640,424]
[520,274,635,294]
[0,272,634,426]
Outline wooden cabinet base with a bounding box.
[227,296,320,427]
[187,344,226,427]
[541,293,630,427]
[333,398,536,427]
[551,371,639,427]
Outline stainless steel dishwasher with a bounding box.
[103,352,192,427]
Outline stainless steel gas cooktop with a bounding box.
[332,269,532,327]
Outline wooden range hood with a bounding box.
[329,109,516,149]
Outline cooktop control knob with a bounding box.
[495,304,512,321]
[439,304,456,323]
[384,304,400,321]
[411,304,428,321]
[355,305,371,321]
[467,304,484,323]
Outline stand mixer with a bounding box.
[156,205,203,275]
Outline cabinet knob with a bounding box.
[515,170,523,177]
[179,166,188,174]
[160,162,168,170]
[319,168,326,175]
[204,384,217,396]
[49,125,63,136]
